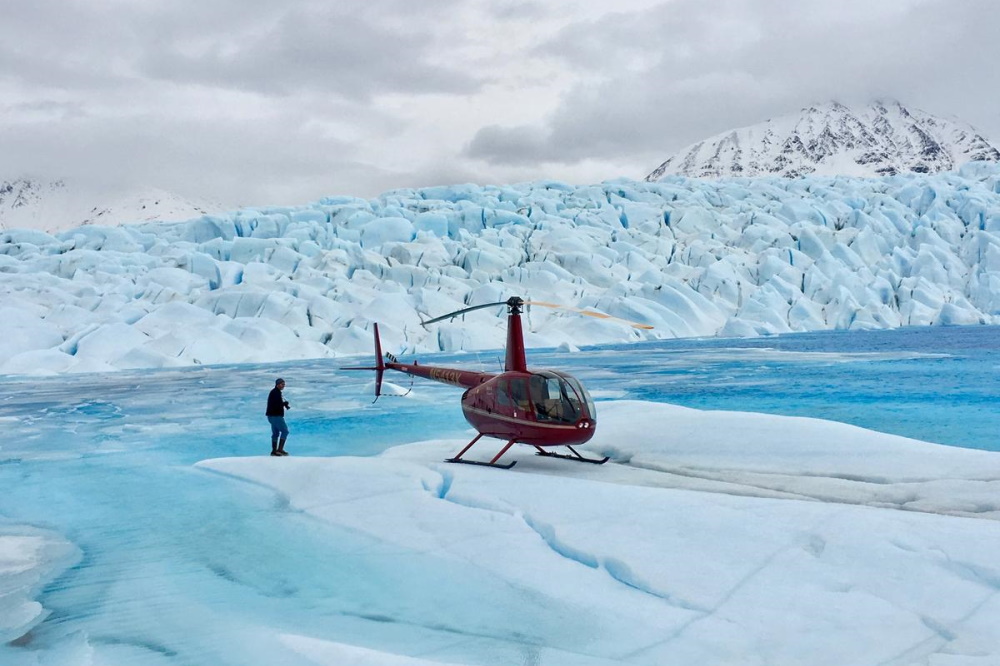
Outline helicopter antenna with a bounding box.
[376,373,413,400]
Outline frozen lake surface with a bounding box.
[1,325,999,664]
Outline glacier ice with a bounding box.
[0,527,80,645]
[195,400,1000,665]
[2,164,1000,374]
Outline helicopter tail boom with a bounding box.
[383,361,492,390]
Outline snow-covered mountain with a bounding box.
[0,177,228,233]
[2,162,1000,375]
[645,100,1000,181]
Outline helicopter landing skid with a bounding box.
[444,436,517,469]
[444,457,517,470]
[534,445,610,465]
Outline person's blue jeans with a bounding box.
[268,416,289,443]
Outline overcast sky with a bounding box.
[1,0,998,206]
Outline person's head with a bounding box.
[275,378,285,389]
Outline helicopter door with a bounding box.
[495,377,532,419]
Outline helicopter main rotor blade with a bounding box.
[525,300,654,330]
[420,301,507,326]
[419,296,652,330]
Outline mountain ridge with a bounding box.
[645,100,1000,182]
[0,177,229,232]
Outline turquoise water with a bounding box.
[1,324,998,664]
[564,325,1000,452]
[0,366,572,664]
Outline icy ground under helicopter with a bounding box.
[344,297,652,469]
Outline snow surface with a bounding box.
[3,163,1000,376]
[183,400,1000,665]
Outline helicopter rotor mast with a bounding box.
[503,297,528,373]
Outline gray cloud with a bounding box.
[485,1,552,22]
[2,0,998,205]
[467,0,1000,174]
[0,0,487,202]
[0,0,481,99]
[0,102,387,205]
[138,4,484,100]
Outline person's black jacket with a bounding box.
[266,388,289,416]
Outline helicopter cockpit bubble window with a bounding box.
[530,371,587,423]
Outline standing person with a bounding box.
[266,378,290,456]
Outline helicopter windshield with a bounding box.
[529,371,592,424]
[563,374,596,417]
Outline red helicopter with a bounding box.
[343,296,652,469]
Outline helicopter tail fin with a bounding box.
[373,323,385,399]
[339,323,386,401]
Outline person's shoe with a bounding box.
[270,450,281,456]
[277,450,289,456]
